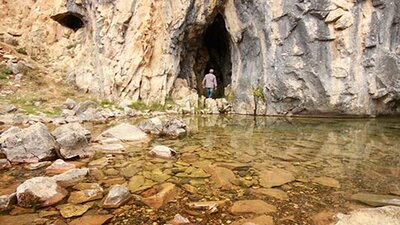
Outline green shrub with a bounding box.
[129,100,166,111]
[0,66,12,79]
[250,86,265,102]
[16,47,28,55]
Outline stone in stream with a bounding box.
[101,185,131,208]
[259,168,295,188]
[0,123,57,163]
[187,200,228,214]
[141,183,178,209]
[138,117,164,135]
[149,145,176,159]
[24,161,51,170]
[167,214,191,225]
[0,193,16,212]
[68,214,114,225]
[312,177,341,188]
[230,200,277,215]
[231,215,274,225]
[127,175,146,193]
[52,168,89,187]
[45,159,76,174]
[51,123,92,159]
[205,165,235,190]
[0,214,40,225]
[139,117,187,138]
[58,203,91,218]
[252,188,289,200]
[96,123,148,143]
[68,188,104,204]
[335,206,400,225]
[351,193,400,207]
[16,177,68,207]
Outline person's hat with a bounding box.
[209,69,214,73]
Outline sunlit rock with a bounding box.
[187,200,228,214]
[312,177,341,188]
[58,203,91,218]
[52,123,92,159]
[68,188,103,204]
[45,159,76,174]
[141,183,178,209]
[52,168,89,187]
[96,123,148,143]
[149,145,176,159]
[259,168,295,188]
[16,177,67,207]
[101,185,131,208]
[0,123,57,163]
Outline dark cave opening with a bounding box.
[199,14,232,98]
[51,12,85,31]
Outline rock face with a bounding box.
[0,123,57,163]
[1,1,399,116]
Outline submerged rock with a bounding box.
[206,166,235,190]
[232,215,274,225]
[312,177,341,188]
[335,206,400,225]
[0,123,57,163]
[101,185,131,208]
[230,200,277,215]
[52,123,92,159]
[351,193,400,207]
[96,123,148,143]
[252,188,289,200]
[58,203,91,218]
[16,177,67,207]
[68,188,104,204]
[167,214,191,225]
[187,200,228,214]
[259,168,295,188]
[45,159,76,174]
[149,145,176,159]
[69,214,114,225]
[141,183,178,209]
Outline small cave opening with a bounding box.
[179,13,232,99]
[51,12,85,32]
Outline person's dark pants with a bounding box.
[206,88,214,98]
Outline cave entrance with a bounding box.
[195,14,232,98]
[51,12,85,31]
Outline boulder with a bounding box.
[0,123,57,163]
[52,168,89,187]
[96,123,148,143]
[52,123,92,159]
[0,193,16,212]
[335,206,400,225]
[63,98,77,110]
[69,214,114,225]
[16,177,67,207]
[101,185,131,208]
[149,145,176,159]
[45,159,76,174]
[73,101,98,116]
[259,168,295,188]
[141,183,178,209]
[138,117,187,138]
[230,200,277,215]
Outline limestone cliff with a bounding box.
[0,0,399,116]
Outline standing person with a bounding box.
[202,69,217,98]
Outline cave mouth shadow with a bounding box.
[199,14,232,98]
[51,12,85,31]
[177,13,233,99]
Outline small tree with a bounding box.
[250,85,265,116]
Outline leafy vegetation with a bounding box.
[129,100,167,112]
[250,86,265,102]
[16,47,28,55]
[0,66,12,79]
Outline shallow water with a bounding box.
[1,115,400,224]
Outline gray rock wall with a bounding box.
[1,0,399,116]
